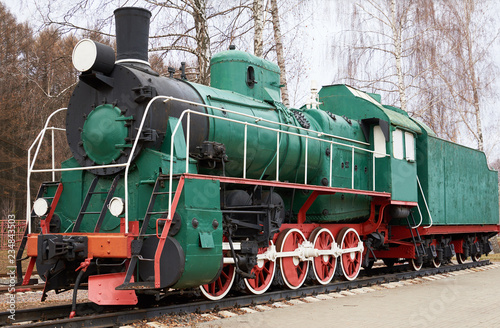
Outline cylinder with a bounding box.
[114,7,151,62]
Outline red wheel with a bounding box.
[338,228,363,281]
[200,237,235,300]
[456,253,467,264]
[277,229,309,289]
[310,228,336,285]
[244,242,276,294]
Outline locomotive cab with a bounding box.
[318,84,421,206]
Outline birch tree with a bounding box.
[427,0,498,151]
[253,0,264,57]
[333,0,498,152]
[270,0,289,106]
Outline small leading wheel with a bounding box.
[410,258,423,271]
[338,228,363,281]
[431,257,441,268]
[456,253,468,264]
[244,242,276,294]
[472,253,481,262]
[309,228,337,285]
[277,228,309,289]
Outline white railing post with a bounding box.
[51,128,55,181]
[329,143,333,187]
[243,124,248,179]
[351,148,355,189]
[167,108,187,222]
[372,152,376,191]
[27,149,31,234]
[125,96,171,233]
[185,111,191,173]
[276,130,280,181]
[304,137,308,184]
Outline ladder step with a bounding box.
[147,211,169,215]
[153,191,174,195]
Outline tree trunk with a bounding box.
[253,0,264,57]
[390,0,408,112]
[270,0,289,106]
[463,0,484,151]
[192,0,211,85]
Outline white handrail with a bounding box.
[162,96,370,146]
[164,96,390,220]
[417,176,433,228]
[411,204,424,229]
[26,108,67,232]
[28,95,391,236]
[124,96,172,232]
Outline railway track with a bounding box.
[1,260,492,328]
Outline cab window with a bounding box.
[405,132,415,161]
[392,128,416,161]
[392,129,404,159]
[373,125,387,158]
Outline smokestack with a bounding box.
[114,7,152,64]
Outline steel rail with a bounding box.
[2,260,491,328]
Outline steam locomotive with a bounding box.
[17,7,499,314]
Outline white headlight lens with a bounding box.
[72,39,98,72]
[33,198,50,217]
[108,197,125,217]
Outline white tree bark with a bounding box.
[191,0,212,85]
[270,0,289,106]
[253,0,264,57]
[390,0,408,113]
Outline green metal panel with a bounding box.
[318,84,421,133]
[416,135,499,225]
[171,178,222,288]
[81,104,128,165]
[390,157,418,202]
[210,49,281,102]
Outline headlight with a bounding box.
[33,198,50,217]
[72,39,115,74]
[108,197,125,217]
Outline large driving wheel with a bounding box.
[200,237,236,300]
[338,228,363,281]
[277,228,309,289]
[309,228,337,285]
[244,242,276,294]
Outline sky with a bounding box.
[3,0,499,163]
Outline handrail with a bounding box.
[161,96,370,146]
[410,204,424,229]
[164,96,389,223]
[26,108,67,233]
[27,96,390,235]
[417,176,433,228]
[124,96,172,233]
